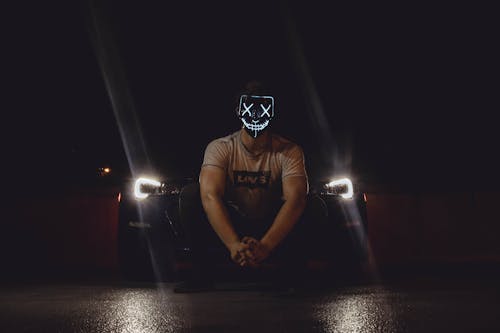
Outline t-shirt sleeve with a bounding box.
[201,139,229,170]
[281,144,308,179]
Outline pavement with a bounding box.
[1,272,500,332]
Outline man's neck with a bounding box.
[240,129,271,154]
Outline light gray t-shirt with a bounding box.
[201,130,308,220]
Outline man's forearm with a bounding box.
[260,197,306,252]
[201,195,240,249]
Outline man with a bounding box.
[174,81,312,293]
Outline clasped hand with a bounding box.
[229,237,270,267]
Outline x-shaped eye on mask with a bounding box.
[260,104,271,117]
[242,103,253,116]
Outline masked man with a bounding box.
[174,81,313,293]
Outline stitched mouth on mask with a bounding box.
[242,119,269,131]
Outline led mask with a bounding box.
[238,95,274,138]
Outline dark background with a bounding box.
[4,0,499,191]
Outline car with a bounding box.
[117,173,368,282]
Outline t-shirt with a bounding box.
[201,130,308,220]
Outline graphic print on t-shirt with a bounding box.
[233,171,271,189]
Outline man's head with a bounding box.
[236,80,275,138]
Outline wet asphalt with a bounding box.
[1,275,500,333]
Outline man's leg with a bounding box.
[175,182,225,291]
[265,193,329,291]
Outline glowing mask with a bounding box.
[238,95,274,138]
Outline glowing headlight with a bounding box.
[134,177,161,200]
[325,178,354,199]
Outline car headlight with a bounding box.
[134,177,162,200]
[324,178,354,199]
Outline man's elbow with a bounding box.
[288,193,307,212]
[201,191,221,207]
[297,195,307,211]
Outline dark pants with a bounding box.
[178,183,328,283]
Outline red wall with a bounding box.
[9,187,120,275]
[366,191,500,266]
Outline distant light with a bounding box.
[134,177,161,200]
[327,178,354,199]
[98,166,112,177]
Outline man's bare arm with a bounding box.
[259,176,308,258]
[199,165,248,262]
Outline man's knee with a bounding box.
[304,194,328,223]
[179,182,205,228]
[180,182,201,204]
[276,194,328,256]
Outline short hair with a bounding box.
[241,80,268,96]
[234,79,272,115]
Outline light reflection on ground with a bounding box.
[314,288,397,333]
[1,282,500,332]
[89,288,186,333]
